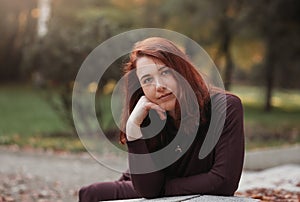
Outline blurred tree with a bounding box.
[0,0,38,82]
[211,0,244,90]
[25,0,138,85]
[22,0,136,136]
[3,2,140,88]
[143,0,244,90]
[158,0,300,97]
[158,0,215,44]
[244,0,300,111]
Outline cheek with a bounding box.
[169,78,179,94]
[142,86,155,100]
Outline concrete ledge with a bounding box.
[244,144,300,170]
[106,195,258,202]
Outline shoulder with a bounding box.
[225,92,243,110]
[225,91,241,102]
[210,90,242,111]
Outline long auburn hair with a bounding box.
[119,37,211,144]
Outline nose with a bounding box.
[155,77,166,91]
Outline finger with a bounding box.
[146,103,166,120]
[144,102,164,113]
[156,109,167,120]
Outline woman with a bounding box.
[79,37,244,201]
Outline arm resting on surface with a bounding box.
[165,95,245,196]
[127,139,166,198]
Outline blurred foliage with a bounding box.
[4,0,298,89]
[20,0,126,136]
[0,0,38,81]
[241,0,300,111]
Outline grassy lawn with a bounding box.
[0,85,81,151]
[0,85,68,135]
[231,85,300,150]
[0,84,299,152]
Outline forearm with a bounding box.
[164,167,238,196]
[126,119,143,141]
[164,151,243,196]
[165,172,223,196]
[127,139,165,198]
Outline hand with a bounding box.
[126,96,166,141]
[129,96,166,125]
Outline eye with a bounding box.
[161,69,171,76]
[142,77,153,84]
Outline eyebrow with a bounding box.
[139,74,151,81]
[158,66,168,71]
[138,66,169,81]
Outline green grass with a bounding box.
[231,85,300,127]
[0,85,82,151]
[0,84,299,152]
[230,85,300,150]
[231,85,300,110]
[0,85,69,136]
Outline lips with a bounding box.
[158,92,173,100]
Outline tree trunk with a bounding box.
[217,16,234,91]
[223,29,233,91]
[264,36,276,112]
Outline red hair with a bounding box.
[119,37,210,144]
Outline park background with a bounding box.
[0,0,300,201]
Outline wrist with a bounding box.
[126,119,143,141]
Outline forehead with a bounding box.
[136,57,165,77]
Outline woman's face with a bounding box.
[136,56,178,114]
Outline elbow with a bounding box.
[131,175,164,199]
[137,189,161,199]
[133,183,162,199]
[217,178,238,196]
[142,192,161,199]
[219,188,236,196]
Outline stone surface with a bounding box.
[239,164,300,192]
[106,195,258,202]
[1,145,300,201]
[244,145,300,170]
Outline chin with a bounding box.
[160,102,176,112]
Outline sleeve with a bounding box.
[126,139,166,199]
[164,94,245,196]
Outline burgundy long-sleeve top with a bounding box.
[126,93,244,199]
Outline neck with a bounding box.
[167,110,180,130]
[168,110,177,120]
